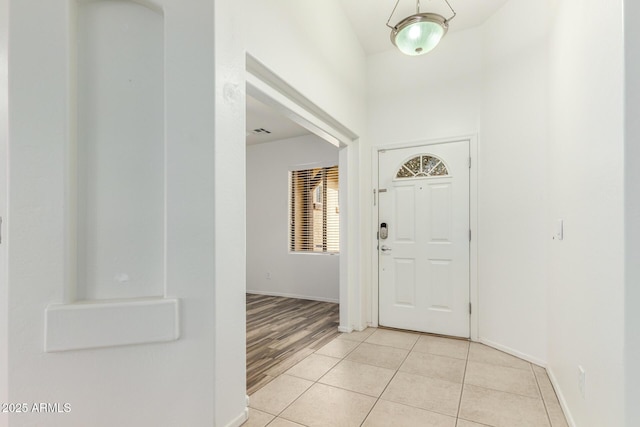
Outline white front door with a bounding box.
[378,141,470,337]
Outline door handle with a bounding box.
[380,245,392,252]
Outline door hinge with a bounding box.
[469,157,472,168]
[469,229,471,242]
[373,189,377,206]
[469,303,472,315]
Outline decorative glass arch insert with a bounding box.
[396,154,449,178]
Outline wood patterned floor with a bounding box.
[246,293,340,394]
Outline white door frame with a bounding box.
[245,54,363,333]
[371,135,479,341]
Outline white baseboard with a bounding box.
[223,408,248,427]
[478,337,547,367]
[246,290,338,304]
[547,368,577,427]
[338,325,353,333]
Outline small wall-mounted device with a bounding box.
[380,222,388,240]
[554,219,564,241]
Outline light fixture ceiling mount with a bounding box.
[386,0,456,56]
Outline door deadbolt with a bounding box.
[380,222,388,240]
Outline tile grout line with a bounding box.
[357,330,422,427]
[532,366,555,427]
[272,332,369,427]
[454,345,470,427]
[462,346,550,399]
[459,374,550,400]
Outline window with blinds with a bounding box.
[289,165,339,253]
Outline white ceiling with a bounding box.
[246,95,310,146]
[246,0,510,142]
[339,0,509,55]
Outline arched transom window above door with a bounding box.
[396,154,449,178]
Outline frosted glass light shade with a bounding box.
[391,13,448,56]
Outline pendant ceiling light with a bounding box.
[386,0,456,56]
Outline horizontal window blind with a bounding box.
[289,165,339,253]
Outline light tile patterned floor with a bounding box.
[243,328,569,427]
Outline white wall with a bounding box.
[367,28,482,145]
[213,0,247,424]
[625,2,640,425]
[76,1,164,300]
[5,0,246,426]
[477,0,549,364]
[247,135,340,302]
[245,0,367,137]
[5,0,366,424]
[548,0,625,426]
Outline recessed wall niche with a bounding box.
[76,0,165,300]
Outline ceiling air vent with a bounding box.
[251,128,272,135]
